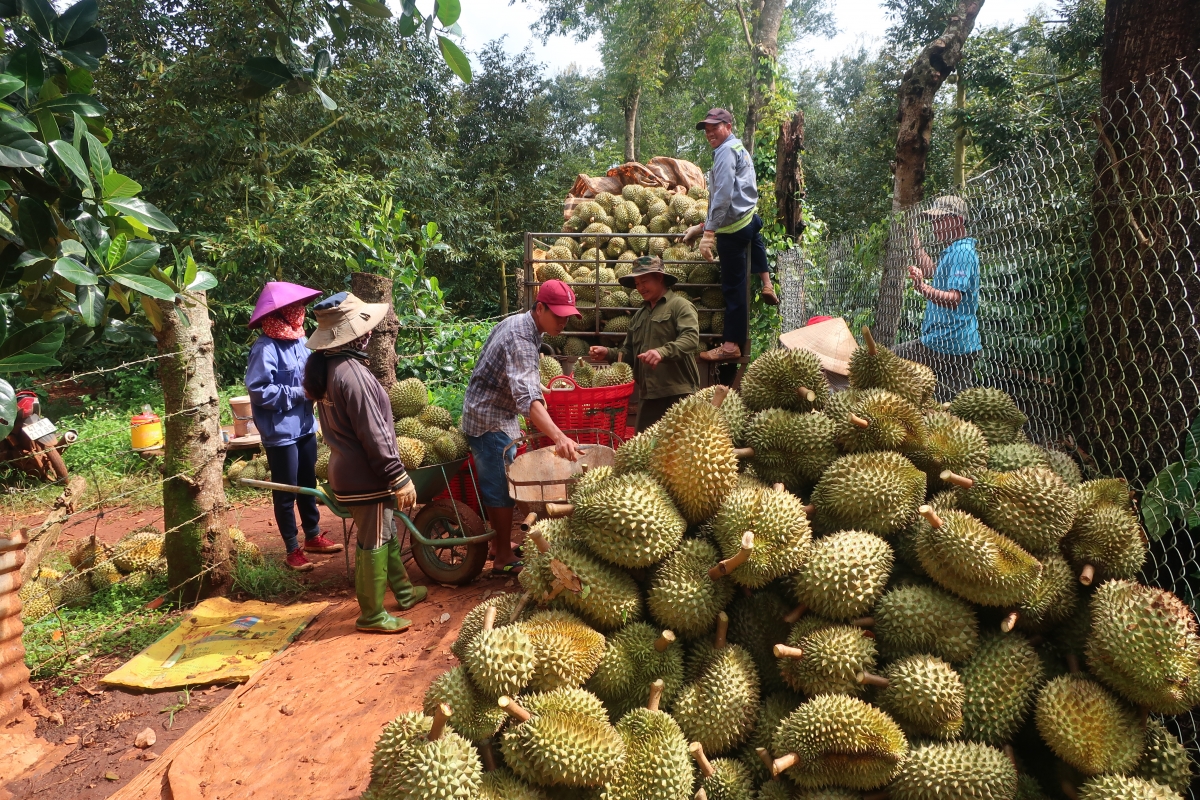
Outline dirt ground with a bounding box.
[6,495,524,800]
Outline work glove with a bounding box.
[700,230,716,262]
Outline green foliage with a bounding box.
[231,553,307,601]
[1141,415,1200,542]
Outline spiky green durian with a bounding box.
[960,632,1044,746]
[849,327,936,408]
[539,263,573,284]
[711,312,724,336]
[1015,774,1051,800]
[688,263,719,285]
[365,710,482,799]
[987,442,1050,472]
[948,388,1027,445]
[908,411,989,490]
[1134,719,1195,794]
[613,423,658,476]
[422,666,507,741]
[776,616,877,697]
[711,483,812,588]
[647,538,735,639]
[650,393,739,525]
[602,315,631,334]
[770,694,908,790]
[479,769,550,800]
[1043,449,1082,486]
[564,337,590,357]
[595,361,634,387]
[500,689,625,787]
[463,611,536,698]
[580,222,613,249]
[57,574,92,606]
[825,388,927,453]
[874,583,979,664]
[694,385,750,445]
[1063,482,1148,584]
[742,348,830,413]
[626,225,650,253]
[696,755,755,800]
[540,354,565,387]
[234,538,263,565]
[587,622,684,719]
[522,610,606,692]
[1078,775,1181,800]
[1035,674,1144,776]
[809,451,926,536]
[603,691,692,800]
[571,358,596,388]
[913,508,1041,607]
[569,466,613,503]
[18,578,56,621]
[389,377,428,419]
[743,409,839,488]
[700,287,725,309]
[90,558,122,590]
[600,289,630,317]
[876,655,965,739]
[950,466,1077,554]
[395,436,426,470]
[1085,579,1200,715]
[790,530,892,621]
[727,590,794,696]
[112,529,164,572]
[671,621,760,755]
[520,539,643,632]
[888,742,1017,800]
[1011,551,1078,633]
[569,472,685,568]
[395,416,426,440]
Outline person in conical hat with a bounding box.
[245,282,342,573]
[302,292,427,633]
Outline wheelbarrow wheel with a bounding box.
[410,498,489,585]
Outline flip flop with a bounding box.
[513,545,525,559]
[491,560,524,576]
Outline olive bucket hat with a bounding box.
[617,256,677,289]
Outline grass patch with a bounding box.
[230,555,308,602]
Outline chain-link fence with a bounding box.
[782,55,1200,792]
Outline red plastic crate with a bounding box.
[542,376,634,444]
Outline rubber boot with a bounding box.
[385,536,428,610]
[355,545,410,633]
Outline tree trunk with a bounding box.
[155,294,229,602]
[953,77,966,188]
[1077,0,1200,485]
[774,109,806,239]
[741,0,788,155]
[350,272,398,388]
[622,88,641,164]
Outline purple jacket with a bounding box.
[246,336,317,447]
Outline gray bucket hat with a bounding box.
[618,256,677,289]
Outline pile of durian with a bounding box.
[226,452,272,485]
[362,326,1198,800]
[539,354,633,390]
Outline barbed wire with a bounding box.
[32,352,180,390]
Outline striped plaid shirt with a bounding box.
[461,311,545,440]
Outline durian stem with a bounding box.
[773,643,805,659]
[482,605,497,633]
[498,696,531,722]
[857,671,890,688]
[710,385,729,408]
[755,747,777,778]
[519,512,537,531]
[1138,705,1150,724]
[529,531,552,554]
[860,629,876,639]
[784,604,808,624]
[714,611,729,650]
[695,790,709,800]
[1066,653,1081,674]
[939,470,974,489]
[648,679,665,711]
[803,504,815,516]
[862,325,878,356]
[655,630,677,652]
[773,483,786,492]
[771,752,800,777]
[1061,781,1079,800]
[428,703,452,741]
[732,447,755,458]
[708,532,755,579]
[545,502,575,519]
[796,386,816,403]
[1003,745,1016,769]
[849,413,870,429]
[510,592,532,624]
[941,401,951,410]
[918,504,943,529]
[480,740,497,772]
[1079,563,1096,585]
[1000,611,1019,632]
[850,616,875,628]
[689,742,716,778]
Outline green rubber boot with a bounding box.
[386,536,428,610]
[355,545,411,633]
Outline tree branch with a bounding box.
[266,115,346,177]
[733,0,755,52]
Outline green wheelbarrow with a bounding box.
[240,456,494,585]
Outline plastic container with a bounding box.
[131,405,163,450]
[541,376,634,444]
[229,395,256,438]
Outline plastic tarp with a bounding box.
[100,597,327,690]
[564,158,708,218]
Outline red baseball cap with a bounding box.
[536,279,582,318]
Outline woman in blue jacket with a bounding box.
[245,282,343,571]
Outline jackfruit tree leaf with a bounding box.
[102,171,141,199]
[0,74,24,100]
[22,0,57,40]
[245,56,293,89]
[187,270,217,292]
[5,44,43,104]
[313,85,337,111]
[0,320,64,359]
[0,352,59,372]
[17,197,55,253]
[1185,415,1200,463]
[437,35,471,82]
[313,49,331,80]
[34,93,107,117]
[49,139,91,189]
[54,255,96,284]
[60,28,107,70]
[76,281,103,326]
[112,270,176,300]
[105,197,177,231]
[107,240,160,275]
[435,0,459,26]
[344,0,392,18]
[1141,461,1200,541]
[0,123,47,168]
[397,11,417,35]
[54,0,97,45]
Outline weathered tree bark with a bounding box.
[350,272,398,389]
[155,293,229,601]
[739,0,788,155]
[952,77,966,188]
[774,109,806,239]
[1077,0,1200,485]
[622,88,641,164]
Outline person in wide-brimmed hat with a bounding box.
[245,282,342,573]
[589,256,701,432]
[302,292,427,633]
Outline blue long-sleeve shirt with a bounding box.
[705,134,758,232]
[245,335,317,447]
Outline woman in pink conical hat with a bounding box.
[245,282,342,571]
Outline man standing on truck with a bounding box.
[683,107,778,363]
[461,279,582,575]
[589,256,701,432]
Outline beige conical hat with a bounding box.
[305,292,390,351]
[778,316,858,376]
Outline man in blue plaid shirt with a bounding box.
[462,279,582,574]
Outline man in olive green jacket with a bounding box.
[589,256,701,432]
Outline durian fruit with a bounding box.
[700,287,726,309]
[848,326,936,408]
[600,289,630,316]
[775,615,878,697]
[544,334,568,352]
[389,377,428,419]
[1063,479,1148,585]
[603,680,692,800]
[603,315,631,334]
[647,537,735,639]
[569,466,613,503]
[581,222,613,249]
[960,631,1044,746]
[742,409,839,488]
[710,483,812,588]
[727,589,794,696]
[649,390,739,525]
[540,355,564,387]
[988,442,1051,472]
[539,263,573,284]
[605,238,627,259]
[690,741,755,800]
[396,436,427,470]
[613,424,658,476]
[948,387,1028,445]
[396,416,426,439]
[874,583,979,664]
[498,689,625,787]
[452,593,534,660]
[809,451,926,536]
[907,411,989,490]
[225,459,247,483]
[789,530,892,621]
[1043,448,1082,486]
[519,534,643,632]
[945,467,1077,554]
[768,694,908,790]
[740,690,805,784]
[235,538,263,565]
[1016,773,1052,800]
[18,578,57,621]
[887,742,1017,800]
[1134,719,1194,794]
[913,506,1041,608]
[825,388,927,454]
[649,236,669,256]
[90,558,122,590]
[587,622,683,720]
[1034,674,1144,776]
[711,311,724,336]
[671,613,760,756]
[463,605,536,698]
[595,361,634,387]
[315,445,330,480]
[875,655,965,739]
[422,666,507,741]
[1008,550,1079,633]
[1077,775,1181,800]
[693,385,750,445]
[478,768,550,800]
[68,534,109,570]
[568,472,686,568]
[363,706,482,799]
[564,337,590,358]
[428,432,464,464]
[572,358,596,388]
[689,263,719,285]
[522,610,606,692]
[122,569,155,592]
[1085,579,1200,714]
[627,225,649,253]
[741,347,830,413]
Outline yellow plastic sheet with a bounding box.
[101,597,327,690]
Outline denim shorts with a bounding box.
[467,430,516,509]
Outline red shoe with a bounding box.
[303,533,344,554]
[285,549,315,571]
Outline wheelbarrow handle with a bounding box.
[394,509,496,548]
[239,478,329,500]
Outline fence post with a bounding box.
[499,262,509,316]
[0,529,31,726]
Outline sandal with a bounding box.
[513,544,525,559]
[491,560,524,576]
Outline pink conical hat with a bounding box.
[248,282,322,328]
